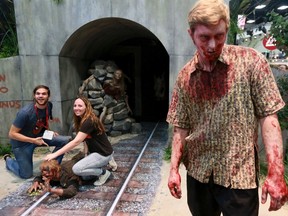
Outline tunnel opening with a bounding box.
[104,38,169,122]
[60,18,169,125]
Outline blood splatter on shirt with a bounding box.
[167,44,285,189]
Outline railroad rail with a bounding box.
[0,121,169,216]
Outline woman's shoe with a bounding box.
[93,170,111,186]
[108,157,118,172]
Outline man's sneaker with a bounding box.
[94,170,111,186]
[108,157,118,172]
[3,154,11,162]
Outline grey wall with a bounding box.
[0,57,21,143]
[0,0,228,142]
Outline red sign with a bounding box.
[262,36,277,50]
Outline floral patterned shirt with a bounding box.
[166,44,285,189]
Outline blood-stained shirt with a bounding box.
[166,44,285,189]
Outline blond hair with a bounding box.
[188,0,230,32]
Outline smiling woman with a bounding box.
[44,96,117,186]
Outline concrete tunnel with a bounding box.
[59,17,169,123]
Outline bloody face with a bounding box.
[41,167,59,181]
[40,160,61,182]
[114,70,123,80]
[42,169,54,180]
[189,20,227,63]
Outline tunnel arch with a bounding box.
[59,17,169,123]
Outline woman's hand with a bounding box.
[44,153,57,161]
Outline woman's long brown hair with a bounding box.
[73,96,105,135]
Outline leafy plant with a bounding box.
[0,27,18,58]
[228,0,245,45]
[164,145,171,161]
[0,143,12,156]
[0,0,64,58]
[276,74,288,130]
[268,11,288,56]
[228,19,244,45]
[0,0,18,58]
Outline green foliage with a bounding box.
[0,0,18,58]
[0,0,64,58]
[0,143,12,156]
[227,19,244,45]
[227,0,245,45]
[276,74,288,130]
[238,0,251,12]
[0,28,18,58]
[164,145,171,161]
[268,11,288,56]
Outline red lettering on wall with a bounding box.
[0,74,8,94]
[0,101,21,109]
[0,74,5,82]
[0,87,8,93]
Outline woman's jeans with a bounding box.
[5,135,70,179]
[72,152,113,177]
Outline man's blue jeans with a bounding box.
[5,135,70,179]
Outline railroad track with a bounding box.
[0,121,169,216]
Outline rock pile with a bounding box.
[78,60,141,137]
